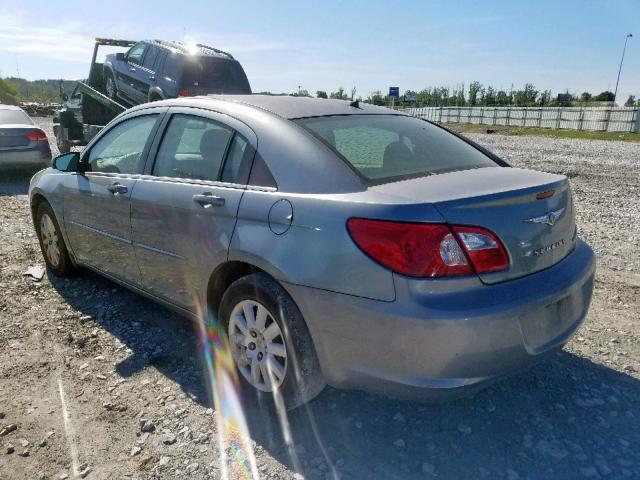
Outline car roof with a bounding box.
[199,94,396,120]
[0,104,23,111]
[147,40,234,60]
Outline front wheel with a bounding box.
[218,273,325,409]
[35,202,75,276]
[104,71,118,100]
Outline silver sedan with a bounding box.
[29,95,595,408]
[0,104,51,170]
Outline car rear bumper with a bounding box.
[284,239,595,400]
[0,147,51,170]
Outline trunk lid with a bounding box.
[371,167,576,284]
[0,125,35,150]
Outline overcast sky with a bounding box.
[0,0,638,101]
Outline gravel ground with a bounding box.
[0,118,638,480]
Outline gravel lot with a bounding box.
[0,118,638,480]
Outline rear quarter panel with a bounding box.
[230,189,447,302]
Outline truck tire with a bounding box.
[104,71,118,101]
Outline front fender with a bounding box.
[29,171,78,264]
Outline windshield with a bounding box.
[296,114,496,183]
[182,57,251,93]
[0,109,32,125]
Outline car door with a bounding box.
[139,45,161,100]
[119,42,147,102]
[62,109,165,284]
[130,107,257,311]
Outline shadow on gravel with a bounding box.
[49,271,640,480]
[0,169,40,196]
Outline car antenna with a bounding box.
[349,99,361,108]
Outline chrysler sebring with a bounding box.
[29,95,595,408]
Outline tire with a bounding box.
[218,272,325,409]
[35,202,75,276]
[104,71,118,101]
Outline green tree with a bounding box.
[593,91,614,102]
[624,95,636,107]
[495,90,510,106]
[468,81,482,106]
[580,92,592,102]
[482,86,496,106]
[329,87,349,100]
[538,90,552,106]
[0,78,21,105]
[316,90,328,99]
[513,83,538,106]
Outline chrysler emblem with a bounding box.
[523,207,565,226]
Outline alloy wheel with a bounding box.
[228,299,288,392]
[40,213,60,267]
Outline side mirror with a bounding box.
[116,52,125,61]
[52,152,80,172]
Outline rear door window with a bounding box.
[142,46,159,71]
[221,133,253,184]
[152,114,233,181]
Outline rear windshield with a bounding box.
[181,57,251,93]
[0,109,32,125]
[295,114,496,183]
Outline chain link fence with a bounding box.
[402,106,640,133]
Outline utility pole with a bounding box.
[613,34,633,105]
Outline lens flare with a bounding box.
[197,302,260,480]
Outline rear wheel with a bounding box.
[35,202,75,276]
[218,273,325,409]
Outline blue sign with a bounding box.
[388,87,399,98]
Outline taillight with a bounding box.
[25,129,48,142]
[451,226,509,273]
[178,89,190,97]
[347,218,509,278]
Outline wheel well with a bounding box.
[206,261,264,317]
[30,193,48,222]
[149,92,163,101]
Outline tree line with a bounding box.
[0,77,77,104]
[316,82,639,108]
[2,76,639,108]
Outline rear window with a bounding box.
[181,57,251,93]
[0,109,32,125]
[295,115,496,183]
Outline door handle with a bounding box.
[193,192,225,208]
[107,182,128,195]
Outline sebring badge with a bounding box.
[523,207,565,226]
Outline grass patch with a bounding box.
[446,123,640,143]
